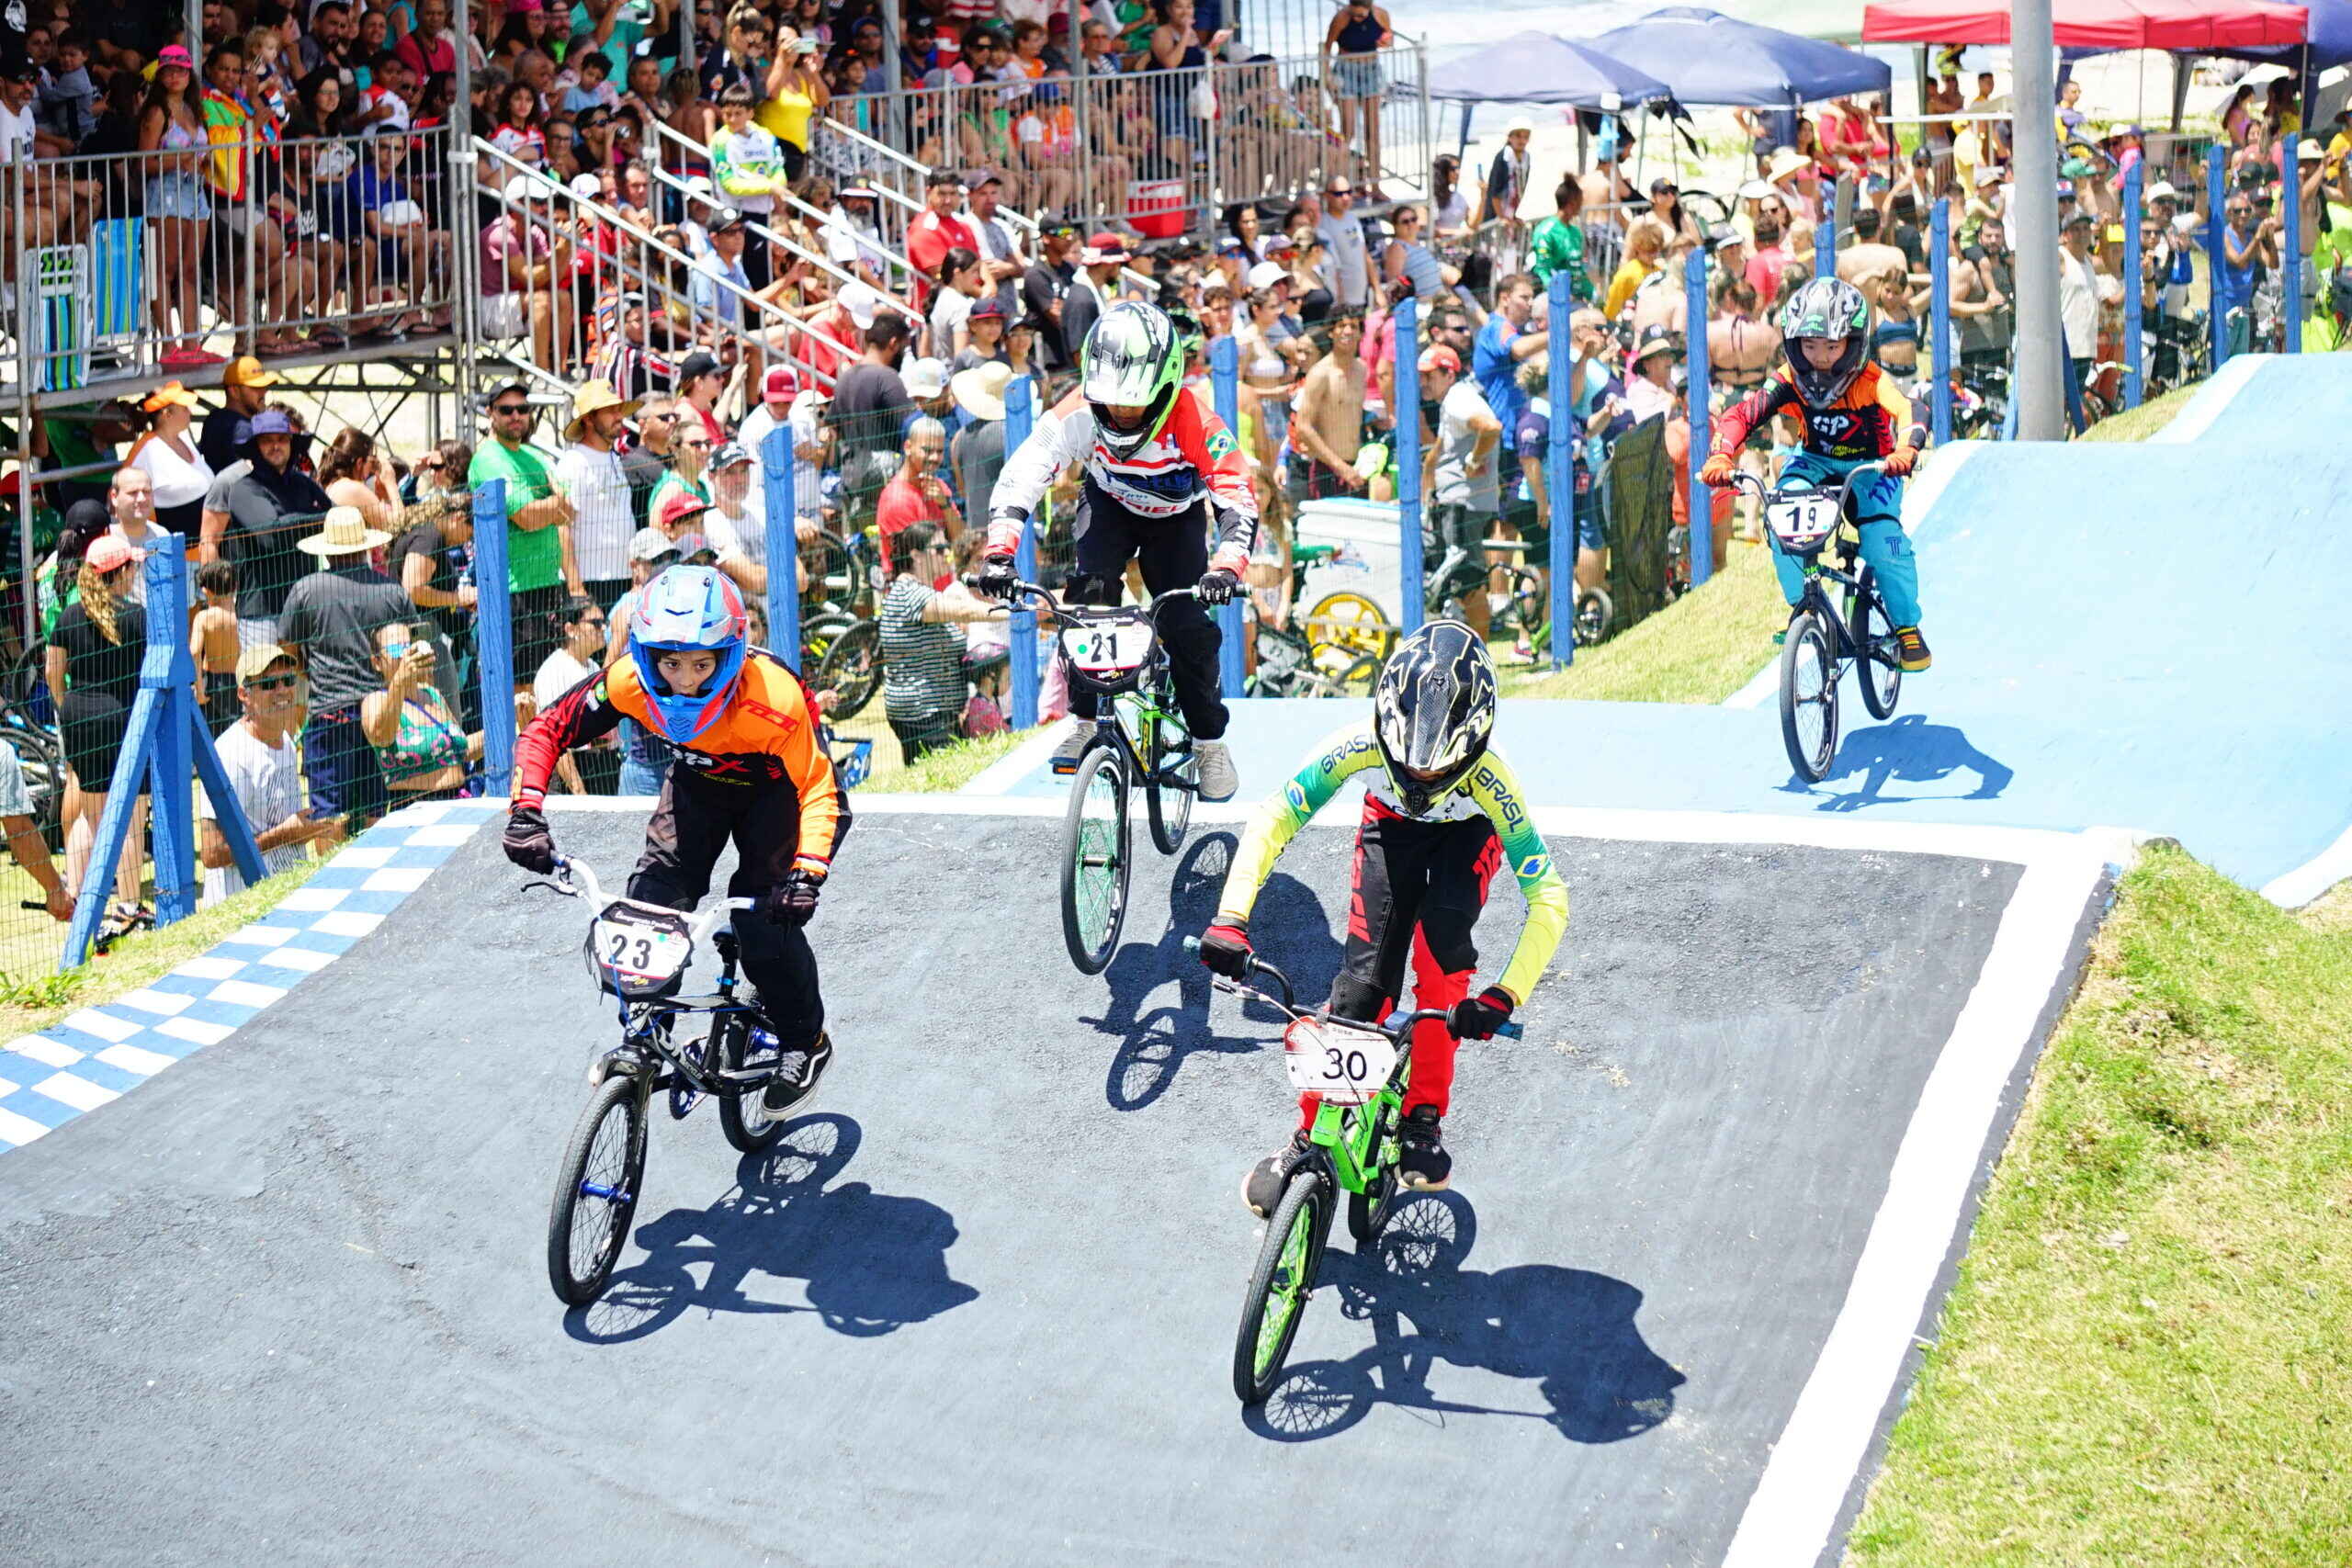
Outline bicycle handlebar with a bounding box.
[965,578,1203,626]
[1181,937,1522,1041]
[551,857,754,944]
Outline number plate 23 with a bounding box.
[1060,621,1154,673]
[593,904,693,984]
[1283,1016,1397,1106]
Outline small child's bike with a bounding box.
[1186,937,1520,1404]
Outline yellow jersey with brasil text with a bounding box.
[1215,722,1570,1006]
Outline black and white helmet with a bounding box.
[1779,275,1872,405]
[1373,621,1498,817]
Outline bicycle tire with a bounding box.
[1144,702,1193,856]
[1573,586,1613,647]
[1234,1167,1329,1404]
[546,1074,648,1305]
[1057,743,1131,975]
[4,725,67,853]
[1850,569,1901,721]
[1346,1106,1400,1245]
[813,616,883,722]
[1779,612,1839,783]
[1304,591,1397,665]
[1510,570,1548,637]
[799,611,852,664]
[716,1013,788,1154]
[1335,654,1380,696]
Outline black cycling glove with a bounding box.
[503,806,557,875]
[1195,569,1242,606]
[764,869,824,928]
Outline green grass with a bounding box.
[888,727,1035,793]
[1499,540,1785,705]
[2080,383,2199,444]
[0,860,322,1041]
[1844,845,2352,1564]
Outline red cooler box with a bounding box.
[1126,179,1190,239]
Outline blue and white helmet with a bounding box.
[628,564,750,742]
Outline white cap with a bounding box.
[1246,259,1288,290]
[568,172,603,200]
[837,280,881,329]
[2146,179,2179,202]
[903,357,950,399]
[1505,115,1534,136]
[1736,178,1774,201]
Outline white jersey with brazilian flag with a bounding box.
[1215,722,1570,1006]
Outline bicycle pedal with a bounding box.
[1050,758,1079,775]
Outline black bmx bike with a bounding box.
[534,859,803,1304]
[1727,463,1905,783]
[983,578,1204,975]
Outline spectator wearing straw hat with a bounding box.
[220,407,333,651]
[558,378,641,614]
[278,504,411,826]
[949,360,1012,531]
[198,643,340,907]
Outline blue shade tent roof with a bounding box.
[1425,30,1676,107]
[2229,0,2352,65]
[1589,6,1894,107]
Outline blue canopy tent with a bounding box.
[1427,30,1677,167]
[1589,6,1893,107]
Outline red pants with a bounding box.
[1297,800,1501,1127]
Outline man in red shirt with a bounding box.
[905,170,977,309]
[875,416,955,575]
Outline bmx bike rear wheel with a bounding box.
[1850,570,1902,721]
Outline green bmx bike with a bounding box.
[1188,937,1521,1404]
[990,578,1204,975]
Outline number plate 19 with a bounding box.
[1283,1016,1397,1106]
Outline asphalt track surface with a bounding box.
[0,804,2098,1568]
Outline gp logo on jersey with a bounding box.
[1517,852,1551,882]
[1809,412,1857,439]
[1204,427,1236,460]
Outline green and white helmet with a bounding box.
[1080,300,1185,460]
[1779,275,1871,405]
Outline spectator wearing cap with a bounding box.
[1623,325,1679,423]
[198,643,341,907]
[1021,225,1079,370]
[606,527,683,795]
[558,379,641,613]
[674,350,729,446]
[701,441,773,599]
[1421,343,1501,641]
[1060,231,1131,369]
[278,505,413,825]
[479,173,577,371]
[951,293,1012,372]
[906,169,978,309]
[51,534,157,928]
[902,357,955,431]
[201,355,280,471]
[1479,116,1534,230]
[387,441,478,709]
[2059,209,2123,432]
[738,364,826,539]
[965,169,1030,320]
[469,380,582,682]
[821,186,893,292]
[804,277,880,382]
[220,408,334,650]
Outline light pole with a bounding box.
[2010,0,2066,440]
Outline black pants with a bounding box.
[629,769,830,1048]
[1066,482,1227,740]
[511,583,568,683]
[888,709,959,766]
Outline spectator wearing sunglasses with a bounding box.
[198,643,343,907]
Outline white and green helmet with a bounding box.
[1779,276,1871,404]
[1080,300,1186,460]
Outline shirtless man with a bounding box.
[1835,207,1912,300]
[1287,312,1370,502]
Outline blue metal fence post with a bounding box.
[1685,247,1713,589]
[1004,376,1039,730]
[1544,272,1575,670]
[472,479,517,797]
[1207,334,1245,698]
[1816,175,1842,278]
[1394,295,1424,635]
[2284,137,2302,353]
[2120,163,2144,407]
[2208,144,2229,371]
[1930,197,1955,440]
[759,425,800,669]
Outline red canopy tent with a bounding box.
[1861,0,2308,50]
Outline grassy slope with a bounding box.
[1500,541,1786,705]
[2078,383,2200,445]
[1845,847,2352,1564]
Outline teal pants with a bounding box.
[1766,453,1923,627]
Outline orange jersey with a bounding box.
[514,650,848,875]
[1711,360,1916,464]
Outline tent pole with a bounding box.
[2011,0,2066,440]
[1457,100,1471,161]
[2169,55,2189,133]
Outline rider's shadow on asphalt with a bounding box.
[1247,1191,1684,1447]
[1788,712,2017,808]
[1092,834,1351,1112]
[567,1113,978,1345]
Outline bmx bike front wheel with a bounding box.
[547,1074,647,1305]
[1234,1168,1330,1404]
[1779,612,1839,783]
[1059,744,1132,975]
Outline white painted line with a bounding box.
[960,725,1065,795]
[156,1017,237,1047]
[2148,351,2267,444]
[113,988,194,1017]
[382,800,454,825]
[2259,822,2352,908]
[31,1072,119,1112]
[209,979,289,1009]
[362,866,435,893]
[252,945,337,974]
[310,910,385,938]
[225,923,298,948]
[1721,835,2113,1567]
[0,1107,52,1146]
[6,1036,85,1068]
[172,955,251,981]
[277,886,350,911]
[96,1043,177,1076]
[331,845,399,868]
[58,1009,141,1044]
[406,824,481,846]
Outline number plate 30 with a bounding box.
[1283,1016,1397,1106]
